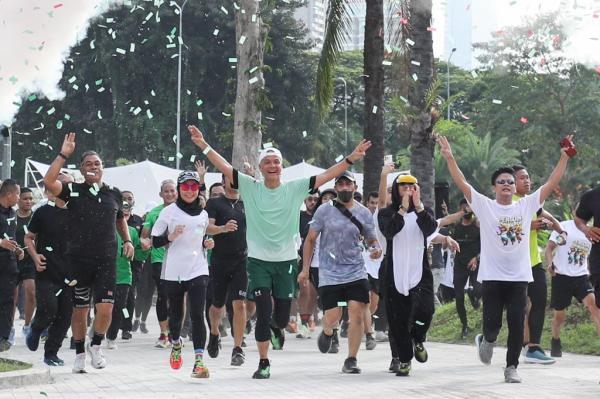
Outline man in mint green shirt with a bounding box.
[188,125,371,379]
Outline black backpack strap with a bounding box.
[333,200,364,237]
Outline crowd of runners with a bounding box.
[0,128,598,384]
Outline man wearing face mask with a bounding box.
[299,171,381,374]
[450,198,481,339]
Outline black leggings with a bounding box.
[121,260,142,331]
[31,280,72,357]
[151,262,169,322]
[453,265,481,327]
[482,280,528,368]
[253,287,291,342]
[166,275,208,350]
[385,266,435,363]
[107,284,130,341]
[134,260,155,321]
[527,265,547,345]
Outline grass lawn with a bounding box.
[0,358,32,373]
[428,299,600,356]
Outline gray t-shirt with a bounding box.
[310,200,377,287]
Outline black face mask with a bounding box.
[337,190,353,203]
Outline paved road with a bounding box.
[1,314,599,398]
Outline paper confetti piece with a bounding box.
[412,73,418,81]
[53,3,63,9]
[197,112,203,120]
[382,60,392,66]
[122,308,130,318]
[329,252,336,259]
[239,36,246,45]
[90,40,95,49]
[337,301,347,307]
[190,155,196,162]
[130,43,135,52]
[83,128,92,134]
[133,107,141,115]
[415,320,425,326]
[196,99,203,106]
[335,155,344,162]
[146,110,153,119]
[47,107,56,115]
[406,38,415,46]
[249,77,258,84]
[35,106,43,114]
[263,142,273,148]
[213,29,219,36]
[168,156,175,162]
[45,246,53,252]
[176,152,183,159]
[492,99,502,105]
[372,105,378,114]
[411,60,421,66]
[27,94,37,102]
[471,70,478,78]
[23,225,28,234]
[97,110,103,119]
[252,14,257,22]
[116,48,126,55]
[220,6,228,14]
[302,131,307,138]
[55,289,63,297]
[520,117,528,124]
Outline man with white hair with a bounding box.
[188,125,371,379]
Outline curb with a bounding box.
[0,366,52,390]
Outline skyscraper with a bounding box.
[294,0,327,50]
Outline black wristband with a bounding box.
[58,152,68,160]
[345,157,354,165]
[123,240,132,245]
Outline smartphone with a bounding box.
[559,136,577,157]
[384,155,393,165]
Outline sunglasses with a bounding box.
[180,182,200,192]
[495,179,515,186]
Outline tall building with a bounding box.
[294,0,327,50]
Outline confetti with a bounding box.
[130,43,135,52]
[122,308,130,318]
[249,76,258,84]
[190,155,196,162]
[415,320,425,326]
[372,105,378,113]
[46,246,53,252]
[406,38,415,46]
[492,99,502,105]
[146,110,153,119]
[263,142,273,148]
[47,107,56,115]
[520,117,528,124]
[197,112,203,120]
[471,70,478,78]
[213,29,219,36]
[27,94,37,102]
[411,60,421,66]
[55,289,62,297]
[220,6,228,14]
[176,152,183,159]
[382,60,392,66]
[302,131,307,138]
[196,99,203,106]
[335,155,344,162]
[337,301,347,307]
[53,3,63,9]
[116,48,126,54]
[239,35,246,45]
[412,73,418,81]
[329,252,336,259]
[97,110,103,119]
[133,107,142,115]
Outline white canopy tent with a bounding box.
[25,159,406,214]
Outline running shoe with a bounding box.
[40,329,49,343]
[396,361,411,377]
[475,334,494,365]
[132,319,140,333]
[170,342,183,370]
[0,337,12,352]
[389,358,400,373]
[270,326,285,350]
[26,328,41,352]
[365,333,377,350]
[207,333,221,358]
[504,365,522,383]
[230,346,245,366]
[375,330,389,342]
[341,357,361,374]
[44,355,64,367]
[72,353,87,373]
[252,364,270,379]
[106,340,117,350]
[191,358,209,378]
[241,337,247,348]
[317,331,333,353]
[296,323,311,339]
[524,347,556,365]
[121,331,132,340]
[139,322,148,334]
[285,321,298,334]
[328,330,339,354]
[551,338,562,358]
[413,341,428,363]
[86,342,107,369]
[155,333,170,348]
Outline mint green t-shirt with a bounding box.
[143,204,166,264]
[236,171,313,262]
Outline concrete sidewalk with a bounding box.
[1,313,598,398]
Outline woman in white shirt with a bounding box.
[151,171,215,378]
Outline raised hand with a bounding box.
[242,155,255,176]
[195,160,207,179]
[437,135,453,160]
[381,162,395,176]
[61,133,76,157]
[412,184,422,207]
[187,125,206,148]
[348,139,372,162]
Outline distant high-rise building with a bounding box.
[294,0,327,50]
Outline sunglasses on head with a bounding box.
[180,182,200,192]
[495,179,515,186]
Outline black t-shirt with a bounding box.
[431,226,449,269]
[58,181,124,259]
[127,214,144,233]
[205,195,247,260]
[299,210,314,257]
[576,186,600,274]
[451,221,481,268]
[0,205,18,268]
[16,213,33,266]
[28,204,69,283]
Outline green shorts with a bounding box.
[246,257,298,300]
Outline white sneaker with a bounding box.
[72,353,87,374]
[375,331,389,342]
[296,324,311,339]
[106,339,117,350]
[86,342,107,369]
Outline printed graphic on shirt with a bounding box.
[567,241,589,267]
[496,216,525,246]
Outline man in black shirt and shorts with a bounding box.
[205,175,248,366]
[15,188,36,339]
[43,133,134,373]
[575,186,600,309]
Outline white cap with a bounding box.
[258,147,283,164]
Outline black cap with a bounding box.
[335,171,356,183]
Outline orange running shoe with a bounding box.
[170,342,183,370]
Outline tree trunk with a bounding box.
[408,0,436,208]
[232,0,265,172]
[363,0,385,196]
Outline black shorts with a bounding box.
[367,274,379,295]
[319,279,370,311]
[550,274,594,310]
[17,262,35,283]
[70,256,116,308]
[587,273,600,309]
[309,267,319,289]
[209,257,248,308]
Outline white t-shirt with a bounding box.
[549,220,592,277]
[468,186,543,283]
[151,203,209,281]
[440,249,455,288]
[362,208,385,278]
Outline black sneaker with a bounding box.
[245,320,252,335]
[414,341,428,363]
[0,337,12,352]
[365,333,376,350]
[389,358,400,373]
[207,334,221,358]
[318,331,333,353]
[132,319,140,333]
[231,346,245,366]
[342,357,361,374]
[69,336,75,350]
[44,355,65,366]
[551,338,562,358]
[396,361,411,377]
[328,330,339,354]
[121,331,132,340]
[270,325,285,350]
[461,325,470,340]
[139,322,149,334]
[340,321,349,338]
[26,328,41,352]
[252,364,270,379]
[241,338,247,348]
